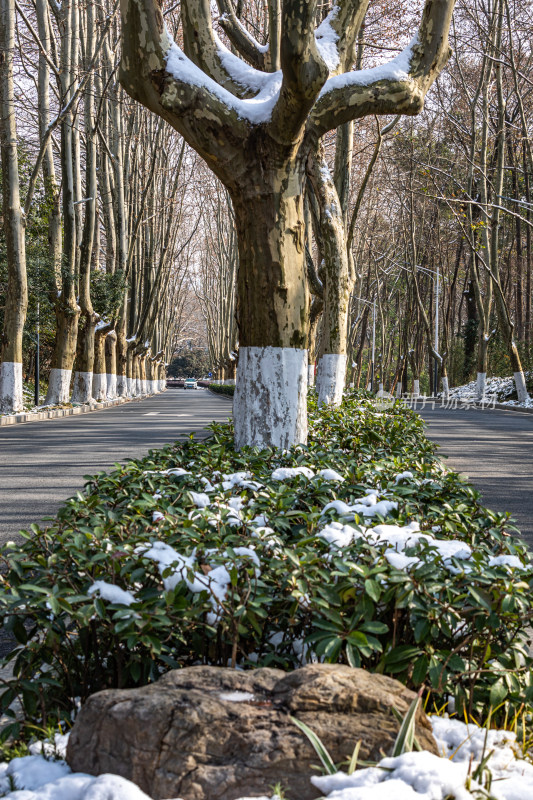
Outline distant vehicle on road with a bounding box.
[184,378,198,390]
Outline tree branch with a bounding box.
[181,0,257,96]
[120,0,251,166]
[215,0,269,70]
[309,0,455,137]
[269,0,329,144]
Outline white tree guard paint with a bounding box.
[93,373,107,402]
[224,378,236,386]
[316,353,347,406]
[441,376,450,397]
[307,364,315,386]
[234,346,307,450]
[413,379,420,398]
[136,377,142,396]
[476,372,487,400]
[106,373,117,400]
[0,361,23,414]
[117,375,128,397]
[514,371,529,403]
[71,371,93,404]
[395,384,402,398]
[45,368,72,405]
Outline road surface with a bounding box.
[417,402,533,548]
[0,389,232,545]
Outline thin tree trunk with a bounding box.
[0,0,28,414]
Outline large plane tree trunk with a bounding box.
[0,0,27,414]
[231,157,309,448]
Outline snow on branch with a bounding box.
[309,0,455,136]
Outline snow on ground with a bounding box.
[446,375,533,408]
[312,715,533,800]
[3,716,533,799]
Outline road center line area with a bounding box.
[417,403,533,549]
[0,390,232,546]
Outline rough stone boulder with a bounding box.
[67,663,438,800]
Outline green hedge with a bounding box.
[0,392,531,739]
[209,383,235,396]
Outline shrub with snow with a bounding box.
[0,392,531,739]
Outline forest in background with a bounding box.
[1,0,532,408]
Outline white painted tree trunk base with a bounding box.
[316,354,347,406]
[234,346,307,450]
[514,371,529,403]
[441,376,449,398]
[117,376,128,397]
[307,365,315,386]
[71,372,93,404]
[413,379,420,398]
[0,362,23,414]
[395,384,402,398]
[45,368,72,405]
[93,373,107,402]
[106,373,117,400]
[476,372,487,400]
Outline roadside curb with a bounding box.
[208,388,234,401]
[0,390,168,427]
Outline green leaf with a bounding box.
[364,579,381,603]
[411,655,429,686]
[489,679,507,707]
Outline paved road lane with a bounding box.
[416,403,533,548]
[0,389,232,544]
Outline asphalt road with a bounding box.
[0,389,232,545]
[416,402,533,548]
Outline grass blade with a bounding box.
[290,716,337,775]
[391,696,420,757]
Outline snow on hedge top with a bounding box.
[87,580,135,606]
[271,466,315,480]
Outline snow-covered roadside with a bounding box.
[2,716,533,799]
[445,375,533,408]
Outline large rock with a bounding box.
[67,664,438,800]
